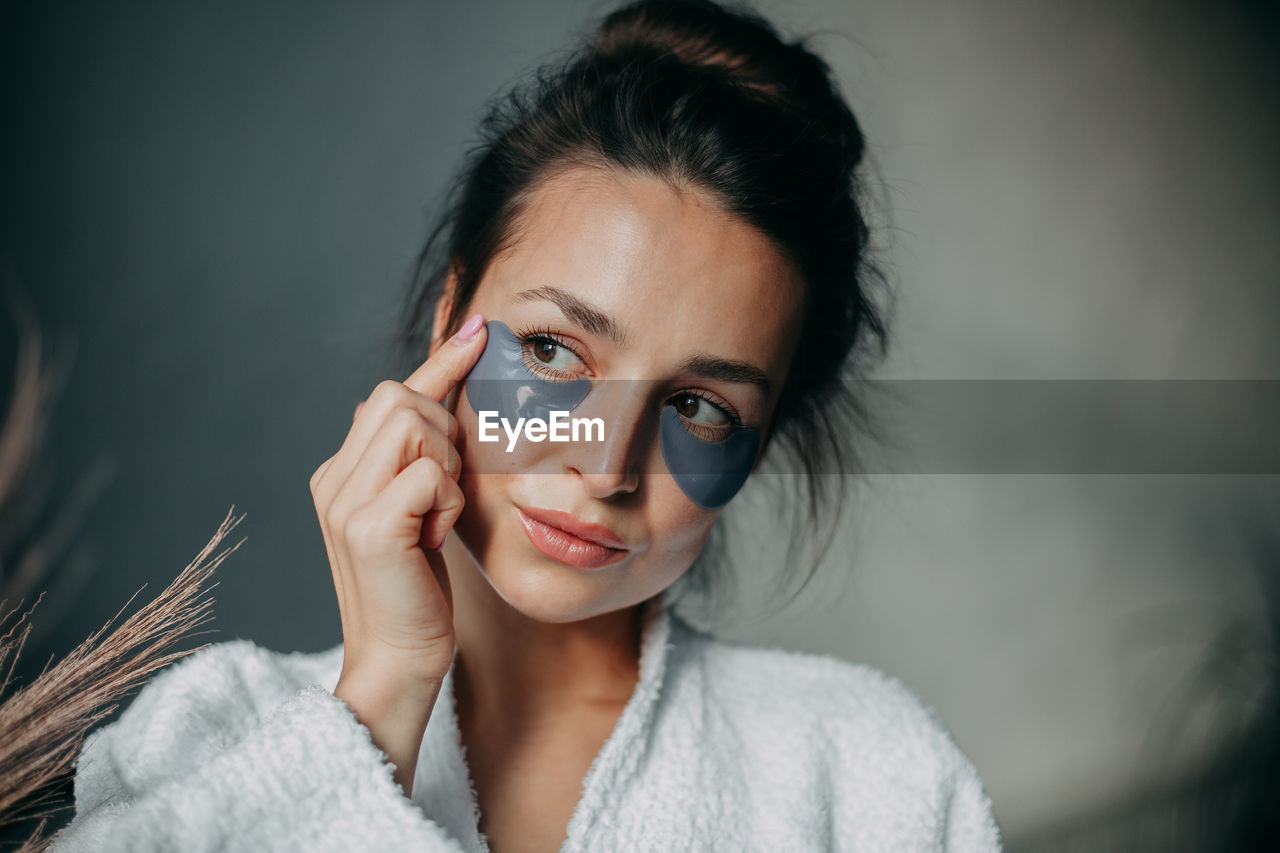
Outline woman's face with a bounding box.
[438,166,804,623]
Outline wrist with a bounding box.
[334,664,443,726]
[342,634,456,689]
[334,667,443,794]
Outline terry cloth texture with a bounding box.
[49,590,1003,851]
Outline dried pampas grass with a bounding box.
[0,277,241,850]
[0,508,239,850]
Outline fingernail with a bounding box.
[454,313,484,344]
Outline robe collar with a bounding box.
[410,588,680,852]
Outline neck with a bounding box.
[442,537,653,731]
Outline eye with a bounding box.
[516,330,589,380]
[669,391,741,442]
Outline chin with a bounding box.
[489,555,640,624]
[493,573,611,623]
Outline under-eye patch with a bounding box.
[463,320,591,420]
[657,406,759,509]
[463,320,760,509]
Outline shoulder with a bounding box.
[102,638,344,749]
[670,619,1002,847]
[689,626,969,769]
[75,639,344,801]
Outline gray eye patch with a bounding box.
[462,320,760,509]
[463,320,591,421]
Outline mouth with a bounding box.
[515,505,629,570]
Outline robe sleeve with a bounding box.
[941,751,1005,851]
[46,643,469,853]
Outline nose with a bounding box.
[561,380,650,500]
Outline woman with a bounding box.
[51,1,1002,850]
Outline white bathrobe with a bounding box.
[49,591,1003,852]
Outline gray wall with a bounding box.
[3,0,1277,844]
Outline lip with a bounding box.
[515,505,629,570]
[517,505,628,549]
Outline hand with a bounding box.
[309,312,487,791]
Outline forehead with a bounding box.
[479,166,804,383]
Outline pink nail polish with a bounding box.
[454,313,484,344]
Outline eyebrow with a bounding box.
[512,285,772,397]
[514,285,627,347]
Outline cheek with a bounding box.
[451,393,566,550]
[456,416,515,476]
[455,383,566,477]
[451,394,513,558]
[644,477,719,567]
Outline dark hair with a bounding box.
[388,0,892,621]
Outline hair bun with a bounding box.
[591,0,865,164]
[592,0,796,100]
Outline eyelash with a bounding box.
[512,325,746,433]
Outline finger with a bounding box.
[402,312,487,403]
[311,456,335,492]
[417,463,467,551]
[329,408,461,524]
[318,384,458,506]
[309,456,348,615]
[360,455,465,553]
[426,544,453,619]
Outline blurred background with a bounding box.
[1,0,1277,849]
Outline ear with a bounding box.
[429,263,461,357]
